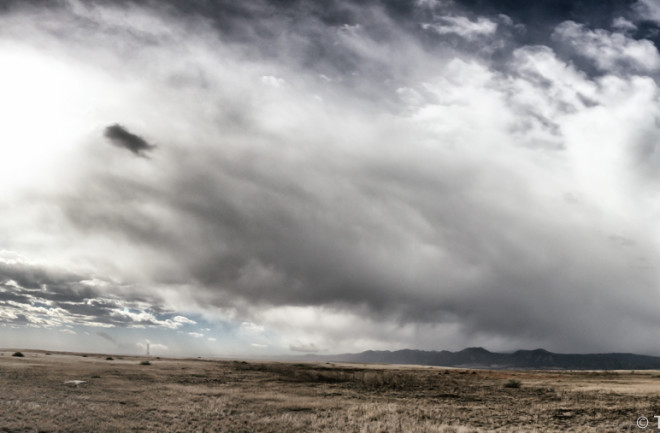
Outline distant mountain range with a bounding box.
[302,347,660,370]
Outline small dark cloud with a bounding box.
[104,124,155,157]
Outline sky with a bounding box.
[2,0,660,357]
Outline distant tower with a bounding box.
[147,343,150,357]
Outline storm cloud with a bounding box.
[1,0,660,355]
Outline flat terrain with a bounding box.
[0,350,658,432]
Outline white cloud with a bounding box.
[553,20,660,73]
[422,16,497,40]
[260,75,285,88]
[633,0,660,24]
[240,322,265,333]
[173,315,196,325]
[612,17,637,33]
[188,332,204,338]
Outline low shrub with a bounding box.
[504,379,522,389]
[11,352,24,357]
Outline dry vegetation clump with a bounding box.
[240,362,426,390]
[0,351,655,432]
[504,378,522,388]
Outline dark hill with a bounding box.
[306,348,660,370]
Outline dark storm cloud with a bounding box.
[4,0,660,354]
[104,124,155,157]
[47,0,660,353]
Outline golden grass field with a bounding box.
[0,349,658,432]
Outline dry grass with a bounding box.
[0,350,656,432]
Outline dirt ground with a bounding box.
[0,349,658,432]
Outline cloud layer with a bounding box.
[1,0,660,355]
[0,253,191,329]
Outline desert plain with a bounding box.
[0,349,658,432]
